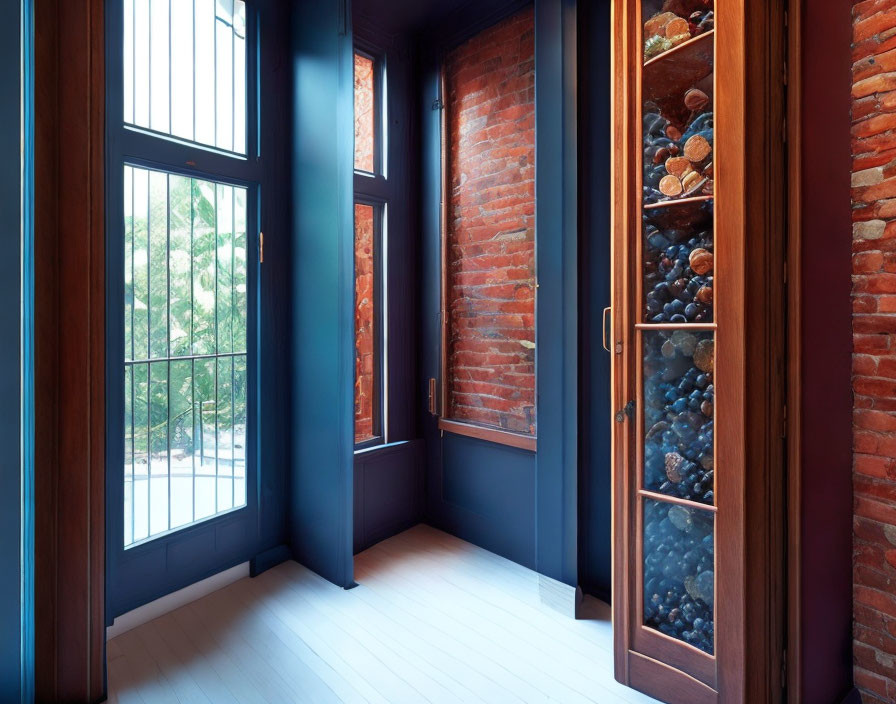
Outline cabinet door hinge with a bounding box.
[259,231,264,264]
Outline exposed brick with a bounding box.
[354,203,375,442]
[853,18,896,685]
[444,7,535,435]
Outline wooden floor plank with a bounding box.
[108,526,660,704]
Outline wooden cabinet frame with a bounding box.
[611,1,787,702]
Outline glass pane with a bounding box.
[149,361,169,537]
[216,355,234,512]
[354,203,376,444]
[233,188,247,353]
[169,359,194,529]
[641,0,714,206]
[132,362,150,542]
[149,0,170,134]
[643,329,714,505]
[194,358,217,521]
[643,498,714,654]
[124,0,248,154]
[169,175,193,357]
[132,166,150,361]
[124,166,134,361]
[354,53,375,173]
[444,6,536,436]
[124,165,248,547]
[233,355,247,503]
[148,170,168,359]
[215,0,235,153]
[124,365,134,546]
[133,0,150,127]
[642,1,714,63]
[170,0,194,141]
[216,184,234,354]
[192,179,216,356]
[643,201,713,323]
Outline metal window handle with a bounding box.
[602,306,611,352]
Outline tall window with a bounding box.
[443,7,537,438]
[120,0,251,547]
[354,48,385,447]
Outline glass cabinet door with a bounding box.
[611,1,738,702]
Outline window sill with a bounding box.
[438,418,536,452]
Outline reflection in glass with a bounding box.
[122,0,248,154]
[643,330,714,505]
[123,165,248,547]
[643,498,714,654]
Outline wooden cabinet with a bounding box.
[611,1,787,702]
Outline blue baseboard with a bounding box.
[250,544,292,577]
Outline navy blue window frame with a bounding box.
[354,40,387,451]
[105,0,265,618]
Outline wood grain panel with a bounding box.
[34,0,105,699]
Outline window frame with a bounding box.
[353,42,388,451]
[106,0,261,555]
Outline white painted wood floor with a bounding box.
[107,525,660,704]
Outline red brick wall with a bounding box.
[355,203,375,442]
[852,2,896,700]
[444,6,536,435]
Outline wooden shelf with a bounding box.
[644,194,713,211]
[644,29,715,70]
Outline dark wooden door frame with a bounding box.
[34,0,106,700]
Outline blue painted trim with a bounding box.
[417,0,579,587]
[249,544,292,577]
[577,0,612,600]
[289,0,355,588]
[20,0,35,699]
[534,0,578,587]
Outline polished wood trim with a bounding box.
[438,418,537,452]
[34,0,105,700]
[786,0,802,701]
[628,651,718,704]
[637,489,718,513]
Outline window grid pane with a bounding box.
[123,0,248,155]
[124,164,248,548]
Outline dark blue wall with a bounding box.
[578,0,612,601]
[1,0,33,700]
[290,0,355,588]
[419,0,582,588]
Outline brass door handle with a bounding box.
[602,306,611,353]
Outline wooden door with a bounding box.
[610,1,787,702]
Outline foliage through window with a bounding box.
[123,165,248,546]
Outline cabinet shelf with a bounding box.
[644,28,715,70]
[644,194,713,211]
